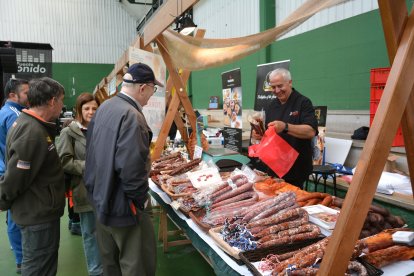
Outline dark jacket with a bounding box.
[0,110,65,226]
[56,121,92,213]
[84,93,152,227]
[265,88,318,184]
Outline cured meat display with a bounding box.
[149,151,412,275]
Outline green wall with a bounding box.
[189,9,391,110]
[190,50,267,111]
[52,63,113,111]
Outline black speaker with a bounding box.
[0,48,18,73]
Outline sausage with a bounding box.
[258,224,318,243]
[347,261,368,276]
[296,192,326,202]
[247,207,306,228]
[255,216,309,238]
[211,193,259,212]
[249,195,296,222]
[211,191,257,209]
[331,196,344,208]
[274,249,324,274]
[304,198,320,206]
[211,176,249,200]
[242,192,295,223]
[369,204,390,217]
[321,195,333,206]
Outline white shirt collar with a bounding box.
[120,91,142,111]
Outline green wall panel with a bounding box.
[269,10,389,110]
[190,10,392,110]
[52,63,113,110]
[190,50,266,110]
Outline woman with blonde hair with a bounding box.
[57,93,102,276]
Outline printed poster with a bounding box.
[129,47,166,141]
[221,68,242,129]
[313,106,327,165]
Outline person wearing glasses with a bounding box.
[0,77,66,275]
[84,63,163,276]
[251,68,318,189]
[0,78,29,274]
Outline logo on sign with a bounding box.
[18,63,47,74]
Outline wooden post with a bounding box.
[164,29,206,145]
[378,0,414,194]
[151,30,206,160]
[319,5,414,274]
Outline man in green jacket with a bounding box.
[0,77,66,276]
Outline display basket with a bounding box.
[239,255,383,276]
[189,209,213,232]
[356,257,384,276]
[209,226,323,267]
[160,184,193,200]
[240,236,323,263]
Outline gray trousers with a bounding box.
[19,219,60,276]
[96,209,156,276]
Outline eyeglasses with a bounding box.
[145,83,157,93]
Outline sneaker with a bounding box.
[70,222,82,236]
[16,264,21,274]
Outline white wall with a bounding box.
[0,0,138,63]
[276,0,378,40]
[193,0,260,39]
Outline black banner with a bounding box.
[253,60,290,112]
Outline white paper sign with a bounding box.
[193,145,203,159]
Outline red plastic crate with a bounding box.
[369,114,404,147]
[392,127,404,147]
[370,67,390,85]
[370,85,385,101]
[370,100,380,114]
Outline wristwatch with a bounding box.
[282,122,289,133]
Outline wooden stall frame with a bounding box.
[319,1,414,274]
[94,0,414,272]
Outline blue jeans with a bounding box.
[7,210,23,264]
[79,211,103,276]
[19,220,60,276]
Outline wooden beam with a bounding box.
[142,0,199,47]
[378,0,414,194]
[151,35,198,160]
[401,92,414,194]
[378,0,407,62]
[319,6,414,274]
[164,29,206,145]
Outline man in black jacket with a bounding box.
[85,63,163,276]
[0,77,66,276]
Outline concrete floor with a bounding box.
[0,209,214,276]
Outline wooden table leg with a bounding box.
[157,207,192,253]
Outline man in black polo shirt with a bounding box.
[253,68,318,188]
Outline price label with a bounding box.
[193,145,203,159]
[170,201,180,210]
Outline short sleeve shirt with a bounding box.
[265,88,318,182]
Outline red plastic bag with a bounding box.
[248,128,299,178]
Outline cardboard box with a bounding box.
[384,154,399,172]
